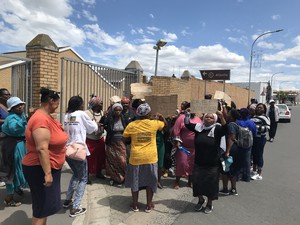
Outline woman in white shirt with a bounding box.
[63,96,98,218]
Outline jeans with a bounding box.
[237,147,251,181]
[252,136,266,169]
[66,158,88,209]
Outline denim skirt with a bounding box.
[22,165,62,218]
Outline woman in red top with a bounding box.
[22,88,68,225]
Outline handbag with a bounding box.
[66,143,86,161]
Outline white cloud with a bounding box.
[228,35,248,45]
[0,0,85,47]
[181,29,192,36]
[147,26,160,32]
[257,41,284,50]
[162,31,178,42]
[83,24,125,47]
[83,0,96,5]
[147,30,155,36]
[274,63,300,68]
[271,15,281,20]
[149,14,154,19]
[82,10,97,22]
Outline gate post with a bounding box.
[26,34,59,108]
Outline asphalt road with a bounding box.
[171,106,300,225]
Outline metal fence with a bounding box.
[0,53,32,113]
[60,57,140,121]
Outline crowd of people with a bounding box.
[0,87,278,224]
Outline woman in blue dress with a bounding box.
[1,97,27,206]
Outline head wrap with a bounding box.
[88,96,103,109]
[121,97,130,103]
[136,103,151,116]
[204,113,218,123]
[112,103,123,111]
[110,95,121,103]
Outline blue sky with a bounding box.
[1,0,300,91]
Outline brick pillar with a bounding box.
[26,34,59,108]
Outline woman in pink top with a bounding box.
[172,101,202,189]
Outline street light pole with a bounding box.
[247,29,283,104]
[270,72,283,98]
[153,39,167,76]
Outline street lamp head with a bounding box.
[153,45,160,50]
[275,29,284,33]
[156,39,167,47]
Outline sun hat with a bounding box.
[136,103,151,116]
[269,99,275,103]
[7,97,25,111]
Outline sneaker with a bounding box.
[269,138,274,142]
[194,200,205,211]
[145,204,154,213]
[219,188,229,195]
[256,175,263,180]
[130,204,140,212]
[250,171,257,176]
[0,181,5,187]
[230,188,238,196]
[69,208,86,217]
[204,205,213,214]
[63,199,73,208]
[251,174,258,180]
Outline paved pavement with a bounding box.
[74,171,194,225]
[0,163,194,225]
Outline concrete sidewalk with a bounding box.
[73,175,195,225]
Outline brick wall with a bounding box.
[26,48,58,107]
[150,76,255,109]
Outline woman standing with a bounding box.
[63,96,98,217]
[184,111,227,214]
[250,103,270,180]
[123,103,165,212]
[23,88,68,225]
[172,102,202,189]
[0,88,10,131]
[266,100,279,142]
[103,103,127,185]
[85,96,106,181]
[2,97,27,206]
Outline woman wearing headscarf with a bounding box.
[85,96,106,182]
[184,110,227,214]
[63,96,98,217]
[1,97,27,206]
[250,103,270,180]
[123,103,165,213]
[103,103,127,185]
[121,97,136,124]
[172,101,202,189]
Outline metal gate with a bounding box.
[0,53,32,113]
[60,57,140,121]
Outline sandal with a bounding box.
[4,199,22,207]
